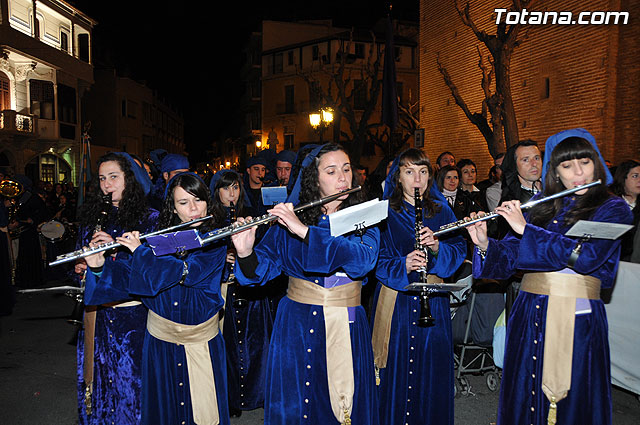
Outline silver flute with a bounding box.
[199,186,362,245]
[49,215,214,266]
[433,180,602,237]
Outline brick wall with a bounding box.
[419,0,639,178]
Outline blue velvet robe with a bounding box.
[234,217,380,425]
[373,200,465,425]
[76,207,158,425]
[84,238,230,425]
[220,206,272,411]
[473,195,633,425]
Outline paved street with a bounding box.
[1,287,639,425]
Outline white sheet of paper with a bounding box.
[329,199,389,237]
[565,220,634,240]
[261,186,288,206]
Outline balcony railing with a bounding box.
[0,110,37,136]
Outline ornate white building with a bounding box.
[0,0,95,185]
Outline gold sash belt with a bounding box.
[371,275,443,369]
[287,277,361,424]
[521,271,600,424]
[146,310,220,425]
[103,300,142,308]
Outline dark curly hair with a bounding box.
[529,137,612,228]
[79,152,151,230]
[389,148,442,218]
[158,173,223,233]
[297,143,366,226]
[210,170,249,222]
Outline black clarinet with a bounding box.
[414,188,435,327]
[227,201,237,282]
[70,192,113,343]
[227,202,247,308]
[95,192,112,233]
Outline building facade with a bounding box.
[230,19,418,172]
[81,68,186,162]
[0,0,95,185]
[419,0,639,177]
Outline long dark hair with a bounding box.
[158,173,221,233]
[389,148,442,217]
[611,160,640,198]
[436,165,461,191]
[211,170,248,221]
[79,153,150,230]
[297,143,366,226]
[529,137,612,228]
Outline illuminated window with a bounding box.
[0,72,10,111]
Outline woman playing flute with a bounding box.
[231,143,380,425]
[75,152,158,425]
[84,172,230,425]
[371,148,466,425]
[467,128,633,425]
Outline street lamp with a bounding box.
[309,107,334,142]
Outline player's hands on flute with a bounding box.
[116,231,142,253]
[231,216,257,258]
[418,226,439,254]
[466,211,489,251]
[495,200,526,235]
[268,203,309,240]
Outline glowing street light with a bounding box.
[309,107,334,142]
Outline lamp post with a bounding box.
[309,107,334,142]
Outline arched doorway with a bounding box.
[25,153,72,185]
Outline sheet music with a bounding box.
[329,199,388,237]
[565,220,634,240]
[261,186,288,206]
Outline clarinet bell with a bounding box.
[417,290,436,327]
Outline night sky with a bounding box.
[69,1,418,160]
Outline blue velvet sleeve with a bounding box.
[472,234,520,280]
[375,221,411,291]
[472,196,633,282]
[304,225,380,279]
[376,204,466,291]
[517,198,633,273]
[128,244,226,296]
[233,224,284,287]
[83,257,133,305]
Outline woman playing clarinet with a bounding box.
[371,148,466,425]
[75,152,158,425]
[467,128,633,425]
[210,169,272,417]
[232,143,380,425]
[85,172,230,425]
